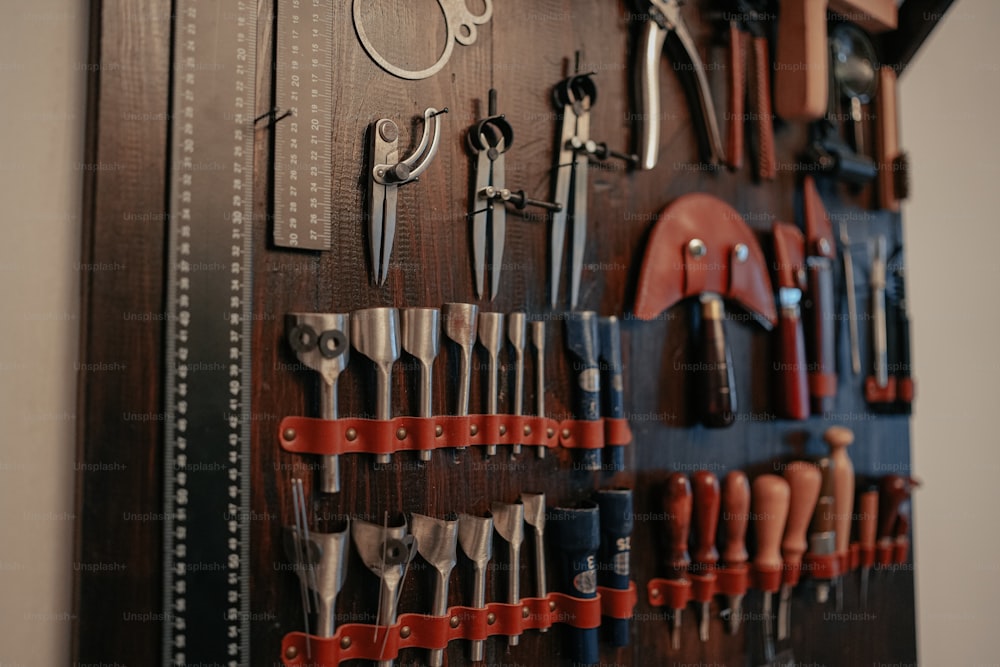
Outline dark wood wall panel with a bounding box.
[75,0,918,665]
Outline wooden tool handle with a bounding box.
[774,0,829,121]
[876,66,901,211]
[663,472,692,576]
[811,457,837,534]
[777,305,810,420]
[781,461,822,565]
[691,471,721,567]
[752,475,790,571]
[726,25,747,172]
[750,35,777,181]
[825,427,855,555]
[722,470,750,565]
[699,294,736,428]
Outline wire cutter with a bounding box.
[367,107,446,285]
[633,0,725,169]
[550,69,634,309]
[469,89,561,300]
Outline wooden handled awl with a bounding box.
[691,471,720,642]
[778,461,821,641]
[722,470,750,634]
[752,474,790,666]
[663,473,692,650]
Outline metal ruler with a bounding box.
[163,1,257,665]
[273,0,334,249]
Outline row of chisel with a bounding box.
[286,306,627,493]
[285,487,634,666]
[658,426,916,664]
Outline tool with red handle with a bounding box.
[772,222,810,420]
[721,470,750,634]
[801,176,838,414]
[662,472,692,649]
[691,471,720,642]
[752,474,790,666]
[778,461,821,641]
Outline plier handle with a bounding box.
[635,0,725,169]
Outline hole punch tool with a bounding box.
[632,0,726,169]
[550,63,635,309]
[468,89,562,301]
[366,107,447,285]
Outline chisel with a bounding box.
[493,500,524,646]
[478,312,505,457]
[458,513,493,662]
[722,470,750,634]
[401,308,439,462]
[442,303,478,457]
[752,474,790,666]
[778,461,821,640]
[662,473,692,649]
[690,471,720,642]
[530,321,547,459]
[508,312,527,456]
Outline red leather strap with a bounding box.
[280,593,606,666]
[848,544,860,571]
[897,377,915,404]
[864,375,897,404]
[782,561,803,587]
[876,542,894,566]
[599,582,638,620]
[858,544,876,569]
[689,572,717,603]
[646,578,692,610]
[803,553,840,580]
[715,564,749,597]
[836,550,850,574]
[279,415,633,457]
[893,538,910,565]
[753,565,782,593]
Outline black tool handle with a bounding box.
[698,294,736,428]
[595,489,633,647]
[598,316,625,472]
[566,312,601,470]
[806,258,837,414]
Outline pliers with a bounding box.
[633,0,725,169]
[469,89,560,300]
[367,107,446,285]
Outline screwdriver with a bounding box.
[809,457,837,603]
[690,470,720,642]
[752,474,790,666]
[721,470,750,634]
[662,472,692,650]
[856,483,879,607]
[778,461,821,641]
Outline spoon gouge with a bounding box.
[493,500,524,646]
[508,312,526,456]
[478,312,504,457]
[442,303,478,456]
[410,513,458,667]
[521,492,548,633]
[401,308,440,462]
[458,513,493,662]
[530,321,547,459]
[351,308,401,465]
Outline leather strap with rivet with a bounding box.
[280,586,636,666]
[278,415,633,457]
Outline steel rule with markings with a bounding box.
[273,0,334,249]
[163,1,257,665]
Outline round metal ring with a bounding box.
[317,329,349,359]
[288,324,318,353]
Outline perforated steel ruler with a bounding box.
[273,0,334,249]
[163,1,257,665]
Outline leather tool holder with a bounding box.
[279,414,633,459]
[279,586,638,666]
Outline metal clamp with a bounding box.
[353,0,493,80]
[367,107,447,285]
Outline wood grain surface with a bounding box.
[74,0,919,665]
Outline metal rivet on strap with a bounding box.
[283,428,296,442]
[400,626,411,639]
[487,612,496,625]
[548,600,557,611]
[396,427,407,440]
[340,636,352,649]
[345,428,358,442]
[285,646,298,659]
[523,425,532,436]
[470,424,479,436]
[561,428,571,439]
[435,425,444,437]
[522,606,530,618]
[499,424,507,436]
[546,428,555,438]
[450,615,460,628]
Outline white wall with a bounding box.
[0,0,995,664]
[0,1,86,665]
[900,0,1000,663]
